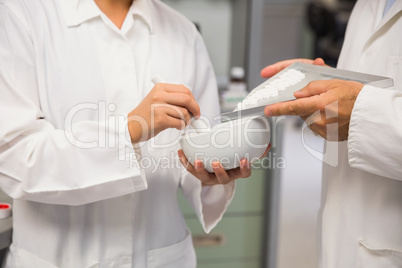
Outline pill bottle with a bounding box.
[220,67,248,112]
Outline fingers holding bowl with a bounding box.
[178,150,256,186]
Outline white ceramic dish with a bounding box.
[180,116,270,173]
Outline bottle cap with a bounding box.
[0,203,11,219]
[230,67,245,80]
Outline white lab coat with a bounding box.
[0,0,234,267]
[320,0,402,267]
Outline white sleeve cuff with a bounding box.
[200,182,236,233]
[348,85,402,180]
[180,171,235,233]
[118,114,147,189]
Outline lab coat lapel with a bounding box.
[373,0,402,32]
[363,0,402,50]
[368,0,386,28]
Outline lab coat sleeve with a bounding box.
[0,5,147,205]
[180,32,235,233]
[348,85,402,181]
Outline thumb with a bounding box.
[313,57,326,66]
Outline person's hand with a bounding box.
[178,144,271,186]
[261,58,327,78]
[127,83,200,143]
[264,79,364,141]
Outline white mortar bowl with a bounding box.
[180,116,270,173]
